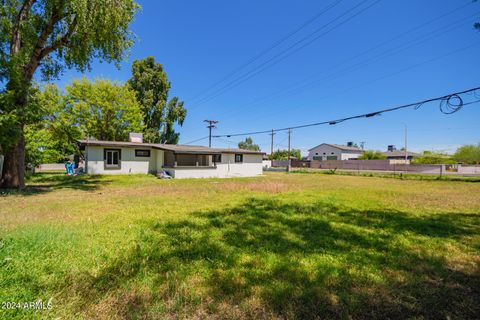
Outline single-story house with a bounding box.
[382,150,419,160]
[77,134,264,179]
[307,143,364,161]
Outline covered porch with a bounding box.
[162,150,220,168]
[160,150,222,179]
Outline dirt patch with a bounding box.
[215,180,297,194]
[85,289,152,320]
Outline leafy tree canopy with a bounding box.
[128,56,186,144]
[358,150,386,160]
[412,151,455,165]
[24,79,144,165]
[0,0,139,188]
[65,78,144,141]
[238,137,260,151]
[453,143,480,164]
[269,149,301,160]
[24,84,80,165]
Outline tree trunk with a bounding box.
[1,72,37,190]
[1,85,28,190]
[1,130,26,189]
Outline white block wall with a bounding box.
[165,153,263,179]
[86,146,262,178]
[216,153,263,177]
[86,146,163,175]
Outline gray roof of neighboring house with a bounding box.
[77,140,264,155]
[308,143,364,152]
[383,150,420,158]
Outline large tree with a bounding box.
[24,83,80,166]
[453,143,480,164]
[0,0,138,189]
[24,80,143,165]
[238,137,260,151]
[65,78,143,141]
[128,56,186,144]
[411,151,455,165]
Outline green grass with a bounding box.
[1,172,479,319]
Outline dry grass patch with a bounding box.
[0,172,479,319]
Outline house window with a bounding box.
[213,154,222,163]
[315,152,318,155]
[235,154,243,163]
[313,156,322,160]
[135,149,150,157]
[323,152,326,155]
[327,156,337,160]
[331,152,334,154]
[104,149,121,169]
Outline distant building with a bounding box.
[383,150,419,160]
[383,145,419,160]
[307,143,364,161]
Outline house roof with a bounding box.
[308,143,364,152]
[157,144,264,155]
[77,140,264,155]
[383,150,420,158]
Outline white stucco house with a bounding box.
[77,134,264,179]
[307,143,364,161]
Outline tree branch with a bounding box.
[23,14,77,81]
[29,6,63,64]
[10,0,37,55]
[39,15,77,59]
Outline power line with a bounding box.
[257,41,480,120]
[211,86,480,138]
[183,136,209,145]
[192,0,381,106]
[193,0,378,106]
[215,9,479,119]
[186,0,345,102]
[273,135,289,150]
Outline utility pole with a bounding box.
[404,123,408,163]
[360,141,366,150]
[287,129,291,172]
[269,129,276,156]
[204,120,218,148]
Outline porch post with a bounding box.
[174,153,177,167]
[196,154,199,167]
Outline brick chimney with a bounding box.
[128,132,143,143]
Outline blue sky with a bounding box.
[55,0,479,154]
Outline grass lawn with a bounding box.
[0,172,479,319]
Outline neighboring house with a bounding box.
[383,150,419,160]
[307,143,364,161]
[77,133,264,179]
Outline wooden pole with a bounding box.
[287,129,291,172]
[269,129,275,156]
